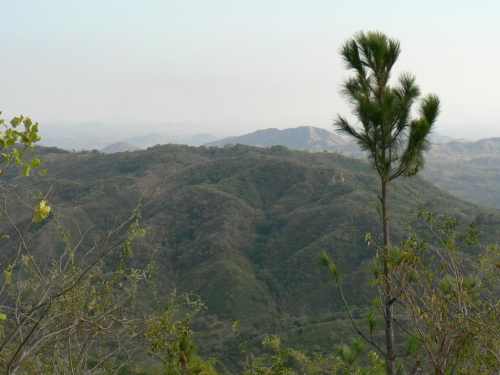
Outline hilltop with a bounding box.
[206,127,500,208]
[101,142,139,153]
[206,126,351,153]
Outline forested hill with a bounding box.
[206,127,500,209]
[5,144,500,361]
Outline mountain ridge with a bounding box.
[205,126,500,208]
[101,142,139,153]
[206,126,350,152]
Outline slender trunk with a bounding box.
[381,179,396,375]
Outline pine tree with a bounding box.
[335,31,440,374]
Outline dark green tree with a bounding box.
[334,31,440,374]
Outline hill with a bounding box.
[101,142,140,153]
[126,132,219,148]
[207,127,500,209]
[4,144,500,367]
[206,126,351,153]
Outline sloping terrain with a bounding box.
[3,144,499,366]
[207,127,500,208]
[206,126,351,153]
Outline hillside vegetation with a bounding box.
[5,146,498,358]
[207,127,500,209]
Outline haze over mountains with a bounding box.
[204,126,500,209]
[205,126,463,153]
[39,123,219,151]
[206,127,352,153]
[100,142,139,154]
[39,123,500,209]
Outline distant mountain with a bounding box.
[206,126,351,152]
[126,133,219,148]
[207,127,462,154]
[207,126,500,209]
[430,137,500,158]
[185,133,219,146]
[39,123,219,151]
[101,142,139,154]
[39,123,118,150]
[423,138,500,208]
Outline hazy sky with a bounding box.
[2,1,500,139]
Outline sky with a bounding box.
[2,0,500,140]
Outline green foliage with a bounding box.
[0,120,169,374]
[335,30,441,375]
[145,293,219,375]
[244,336,386,375]
[333,341,386,375]
[0,111,51,245]
[32,199,51,223]
[244,335,330,375]
[321,210,500,374]
[319,251,339,282]
[336,31,440,181]
[0,112,42,176]
[0,206,155,373]
[386,211,500,373]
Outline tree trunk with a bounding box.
[381,179,396,375]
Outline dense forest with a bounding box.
[207,126,500,210]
